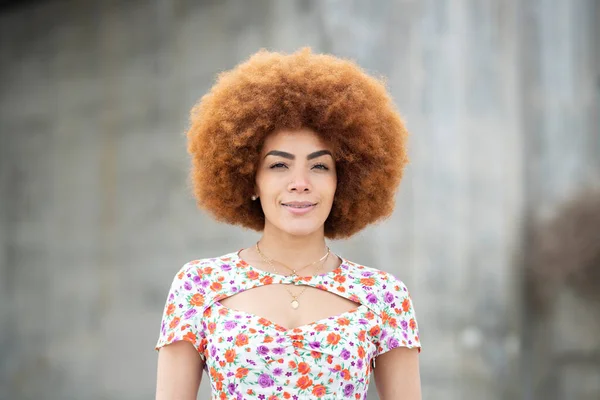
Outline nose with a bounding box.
[287,169,311,193]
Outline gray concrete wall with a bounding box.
[0,1,597,399]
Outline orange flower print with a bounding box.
[235,367,249,378]
[169,317,180,329]
[297,362,311,375]
[358,330,366,341]
[326,355,333,364]
[210,282,222,291]
[288,360,297,369]
[314,324,328,332]
[183,331,197,343]
[410,318,417,330]
[263,335,274,343]
[224,349,236,363]
[166,303,175,315]
[357,346,365,359]
[235,333,248,346]
[260,275,273,285]
[360,277,375,286]
[402,298,411,313]
[341,369,351,380]
[296,375,313,390]
[312,384,327,397]
[283,392,291,399]
[369,326,381,336]
[337,286,346,293]
[247,270,259,280]
[190,293,204,306]
[327,333,341,345]
[207,321,217,333]
[333,274,346,283]
[337,317,350,326]
[203,307,212,318]
[311,351,322,359]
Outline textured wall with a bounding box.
[0,1,597,399]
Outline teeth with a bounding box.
[284,204,313,208]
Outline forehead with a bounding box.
[261,128,332,152]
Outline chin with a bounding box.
[275,221,325,237]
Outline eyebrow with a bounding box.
[264,150,333,160]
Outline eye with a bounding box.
[312,163,329,171]
[269,162,288,169]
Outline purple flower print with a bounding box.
[361,271,374,277]
[340,349,351,360]
[343,383,355,396]
[210,346,217,357]
[257,345,269,356]
[366,292,377,304]
[273,367,283,376]
[201,280,210,288]
[358,318,368,325]
[380,329,388,340]
[387,336,400,350]
[309,341,321,349]
[183,308,197,319]
[272,347,285,355]
[224,320,238,330]
[257,373,274,388]
[384,291,394,304]
[401,320,408,330]
[221,264,232,271]
[357,359,363,369]
[227,383,237,395]
[192,275,201,284]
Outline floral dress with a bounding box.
[155,251,421,399]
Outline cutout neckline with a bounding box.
[213,300,368,332]
[233,248,347,279]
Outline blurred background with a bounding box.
[1,0,599,399]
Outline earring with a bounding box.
[251,195,258,201]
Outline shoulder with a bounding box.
[169,251,240,285]
[341,257,414,313]
[343,257,409,289]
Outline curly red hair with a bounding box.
[186,48,409,239]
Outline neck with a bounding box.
[257,223,329,270]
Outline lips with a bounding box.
[281,201,316,208]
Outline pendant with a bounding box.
[291,299,299,309]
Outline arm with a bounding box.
[373,347,421,400]
[156,341,204,400]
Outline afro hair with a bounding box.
[186,48,409,239]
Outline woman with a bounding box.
[155,48,421,400]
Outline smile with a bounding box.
[281,202,317,214]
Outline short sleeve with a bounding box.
[373,276,421,356]
[155,264,207,360]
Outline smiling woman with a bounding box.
[155,48,422,400]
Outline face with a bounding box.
[255,128,337,237]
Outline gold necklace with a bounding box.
[255,242,329,309]
[255,242,330,276]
